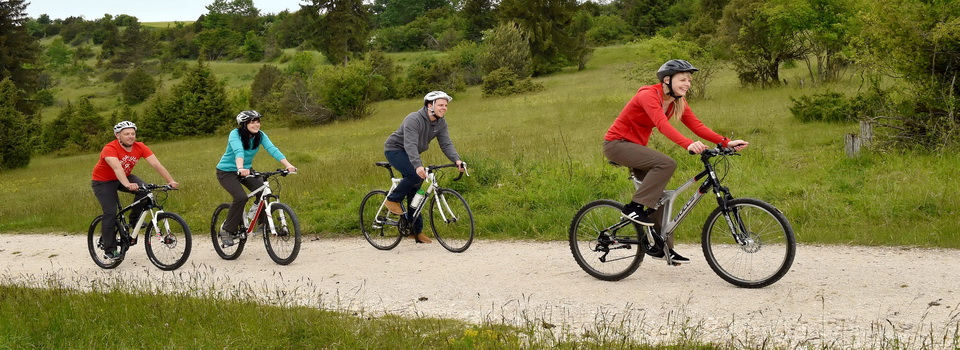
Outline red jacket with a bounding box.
[605,84,728,149]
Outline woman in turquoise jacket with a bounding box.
[215,110,297,246]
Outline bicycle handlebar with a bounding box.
[242,169,296,179]
[689,146,739,158]
[139,184,178,192]
[426,162,469,181]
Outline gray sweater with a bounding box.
[384,107,460,168]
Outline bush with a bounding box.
[478,22,531,78]
[120,67,157,105]
[481,68,544,97]
[789,92,853,123]
[399,56,465,99]
[251,65,282,110]
[313,61,387,121]
[586,15,631,45]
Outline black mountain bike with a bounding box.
[87,184,192,271]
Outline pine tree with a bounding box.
[306,0,370,65]
[0,78,35,170]
[146,59,229,139]
[0,0,41,115]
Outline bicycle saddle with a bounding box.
[375,162,392,168]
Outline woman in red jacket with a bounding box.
[603,59,749,262]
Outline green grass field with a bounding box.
[7,43,960,249]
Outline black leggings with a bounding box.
[216,169,264,233]
[91,175,146,250]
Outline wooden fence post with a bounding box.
[845,133,860,158]
[859,120,873,149]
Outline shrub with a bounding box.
[399,56,465,99]
[313,61,387,121]
[120,67,156,105]
[481,68,544,97]
[478,22,531,78]
[586,15,631,45]
[789,92,852,123]
[251,65,282,110]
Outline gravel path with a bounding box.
[2,233,958,348]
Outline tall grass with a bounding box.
[3,270,957,349]
[4,43,959,248]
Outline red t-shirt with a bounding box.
[91,140,154,181]
[604,84,727,149]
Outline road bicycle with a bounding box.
[569,147,796,288]
[87,184,192,271]
[210,169,301,265]
[359,162,474,253]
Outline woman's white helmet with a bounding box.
[236,110,263,125]
[113,120,137,134]
[423,91,452,104]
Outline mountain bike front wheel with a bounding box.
[702,198,796,288]
[569,199,644,281]
[144,212,192,271]
[87,215,125,269]
[359,190,403,250]
[429,189,474,253]
[263,202,301,265]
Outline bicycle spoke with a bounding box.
[569,200,643,281]
[702,199,796,288]
[430,189,474,253]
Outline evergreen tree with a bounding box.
[242,30,264,61]
[250,64,281,109]
[121,67,157,105]
[306,0,371,65]
[498,0,579,75]
[146,59,229,139]
[462,0,496,42]
[0,0,41,115]
[0,78,34,170]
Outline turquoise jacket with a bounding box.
[216,129,285,171]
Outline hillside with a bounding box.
[4,44,959,248]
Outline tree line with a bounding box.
[1,0,958,171]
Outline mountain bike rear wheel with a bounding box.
[702,198,796,288]
[429,189,474,253]
[87,215,126,269]
[144,212,192,271]
[359,190,402,250]
[211,203,247,260]
[569,199,644,281]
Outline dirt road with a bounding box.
[2,233,958,348]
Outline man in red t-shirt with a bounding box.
[91,121,179,259]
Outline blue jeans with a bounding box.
[384,150,423,233]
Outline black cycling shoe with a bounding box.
[648,249,690,263]
[103,248,122,260]
[621,203,655,226]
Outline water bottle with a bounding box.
[410,189,426,209]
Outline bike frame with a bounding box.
[376,165,464,233]
[603,151,741,264]
[117,190,168,242]
[240,175,288,237]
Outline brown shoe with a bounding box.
[413,232,432,243]
[384,200,404,215]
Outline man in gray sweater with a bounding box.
[383,91,464,243]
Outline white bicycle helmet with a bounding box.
[236,110,263,125]
[423,91,452,104]
[113,120,137,134]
